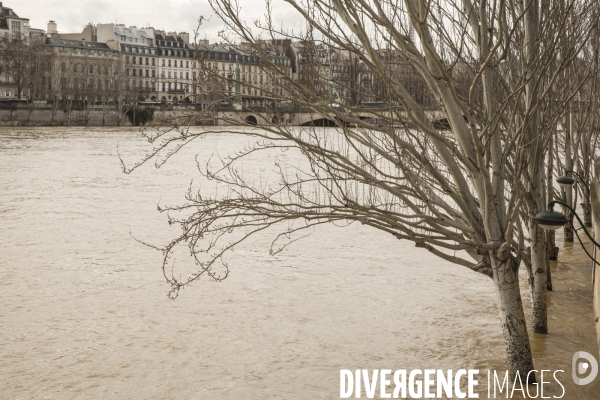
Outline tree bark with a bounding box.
[530,223,548,333]
[582,200,592,227]
[564,113,574,242]
[491,252,537,383]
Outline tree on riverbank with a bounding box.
[0,36,42,99]
[129,0,600,382]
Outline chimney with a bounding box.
[81,38,86,47]
[47,20,57,34]
[179,32,189,44]
[106,39,119,51]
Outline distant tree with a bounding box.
[0,36,41,99]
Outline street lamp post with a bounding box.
[533,200,600,269]
[557,170,591,197]
[556,170,592,227]
[556,171,575,242]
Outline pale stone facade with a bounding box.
[0,2,30,42]
[155,31,196,103]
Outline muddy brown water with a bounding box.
[1,127,598,399]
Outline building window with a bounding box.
[186,72,189,79]
[162,59,165,66]
[146,70,149,77]
[168,60,171,67]
[11,21,21,39]
[186,60,189,68]
[168,71,171,78]
[152,70,155,77]
[152,58,155,66]
[139,57,142,64]
[162,82,165,91]
[146,57,149,65]
[132,57,136,64]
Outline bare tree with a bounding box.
[0,36,39,99]
[127,0,599,381]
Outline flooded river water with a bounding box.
[0,127,598,399]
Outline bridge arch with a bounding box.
[245,115,258,125]
[300,117,338,127]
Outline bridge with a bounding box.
[212,105,446,128]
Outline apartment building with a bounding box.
[0,2,30,41]
[155,31,196,103]
[197,42,293,108]
[40,37,121,102]
[97,24,158,99]
[48,21,160,100]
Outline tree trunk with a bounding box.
[563,187,574,242]
[547,229,559,261]
[582,200,592,227]
[530,223,548,333]
[564,113,574,242]
[491,253,537,383]
[546,133,558,262]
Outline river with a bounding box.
[0,127,598,399]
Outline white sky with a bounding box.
[12,0,303,42]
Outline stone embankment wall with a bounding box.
[0,108,133,126]
[591,158,600,360]
[0,107,225,127]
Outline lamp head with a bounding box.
[533,209,568,230]
[556,175,575,190]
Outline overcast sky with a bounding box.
[13,0,303,42]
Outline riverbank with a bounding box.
[0,107,134,126]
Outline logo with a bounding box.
[572,351,598,385]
